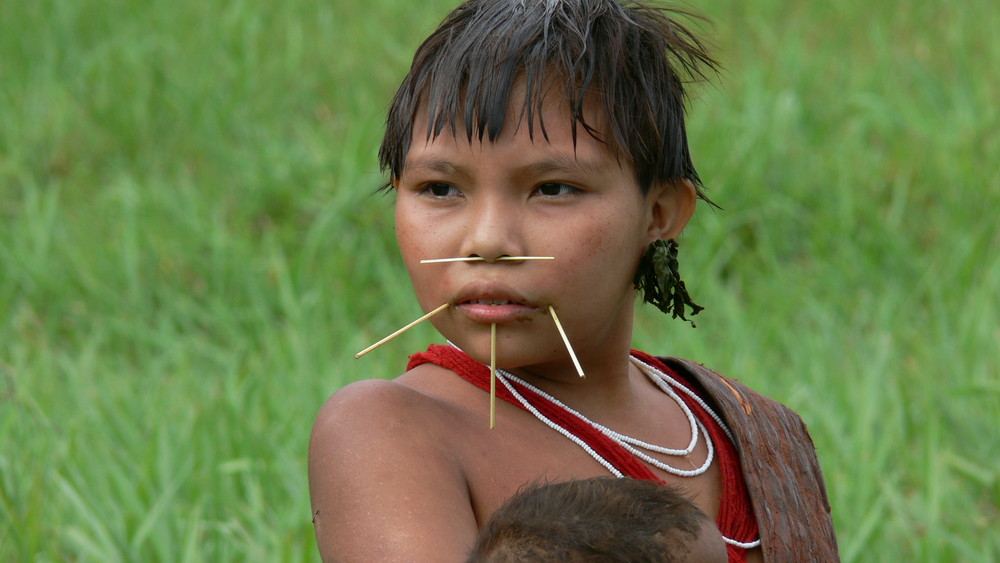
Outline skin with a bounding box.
[689,520,730,563]
[309,88,762,562]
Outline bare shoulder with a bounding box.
[308,374,464,469]
[312,375,439,432]
[309,364,479,453]
[308,368,479,562]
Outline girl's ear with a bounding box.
[647,178,697,240]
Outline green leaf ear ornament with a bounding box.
[633,239,704,326]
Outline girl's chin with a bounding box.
[443,332,565,371]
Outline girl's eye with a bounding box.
[535,182,578,197]
[421,183,460,197]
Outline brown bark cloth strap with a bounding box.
[661,357,841,563]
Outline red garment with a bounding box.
[408,344,759,562]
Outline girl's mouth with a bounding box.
[452,282,541,323]
[464,298,519,306]
[457,301,536,323]
[455,296,538,323]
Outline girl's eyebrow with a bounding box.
[403,157,460,175]
[519,155,609,178]
[403,154,610,178]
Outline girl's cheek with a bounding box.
[437,272,455,290]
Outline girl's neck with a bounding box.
[506,348,644,418]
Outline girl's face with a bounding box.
[394,93,693,378]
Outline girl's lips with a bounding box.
[455,300,538,323]
[453,285,540,323]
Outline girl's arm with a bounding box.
[308,379,478,562]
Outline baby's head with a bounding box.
[379,0,716,198]
[469,477,727,562]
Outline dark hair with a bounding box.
[467,477,713,562]
[379,0,718,197]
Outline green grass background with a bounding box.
[1,0,997,560]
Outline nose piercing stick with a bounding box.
[354,303,450,358]
[420,256,555,264]
[490,323,497,429]
[548,305,585,378]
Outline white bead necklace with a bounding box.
[496,367,713,477]
[630,359,761,549]
[631,358,736,444]
[494,370,625,477]
[493,356,761,550]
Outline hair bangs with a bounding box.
[379,0,718,201]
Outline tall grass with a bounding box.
[1,0,997,560]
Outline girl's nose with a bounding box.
[458,197,526,262]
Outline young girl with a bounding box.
[309,1,838,561]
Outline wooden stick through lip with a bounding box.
[490,323,497,429]
[420,256,555,264]
[548,305,585,378]
[354,302,450,358]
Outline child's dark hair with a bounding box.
[467,477,715,562]
[379,0,718,198]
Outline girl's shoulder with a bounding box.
[312,361,482,444]
[308,369,482,560]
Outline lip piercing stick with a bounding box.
[358,257,554,357]
[354,303,450,358]
[490,323,497,429]
[549,305,585,378]
[357,257,569,427]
